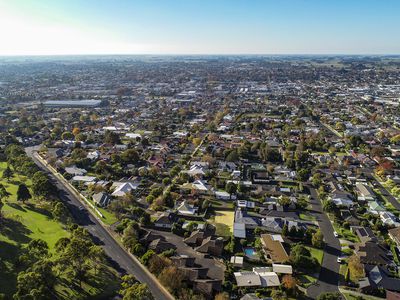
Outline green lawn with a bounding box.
[297,247,324,288]
[299,212,317,221]
[0,162,119,298]
[0,163,70,295]
[342,291,383,300]
[332,223,359,243]
[306,246,324,265]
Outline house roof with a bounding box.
[260,234,289,263]
[112,182,139,196]
[272,264,293,274]
[234,272,262,287]
[389,227,400,245]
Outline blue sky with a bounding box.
[0,0,399,55]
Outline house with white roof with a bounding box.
[234,268,280,288]
[176,200,198,215]
[112,181,140,197]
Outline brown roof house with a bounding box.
[196,237,224,256]
[260,234,289,263]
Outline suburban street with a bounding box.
[365,170,400,211]
[25,147,174,300]
[307,186,342,299]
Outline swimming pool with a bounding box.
[243,247,259,259]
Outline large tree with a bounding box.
[31,171,53,198]
[17,183,31,203]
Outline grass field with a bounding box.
[212,210,234,236]
[0,162,118,298]
[0,162,70,295]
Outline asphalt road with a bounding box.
[26,147,174,300]
[306,186,342,299]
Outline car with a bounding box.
[79,206,84,210]
[337,257,342,263]
[333,231,339,237]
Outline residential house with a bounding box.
[388,227,400,248]
[92,192,112,207]
[356,183,376,201]
[111,181,140,197]
[154,212,177,229]
[176,200,198,216]
[260,234,289,263]
[234,268,280,288]
[354,241,395,267]
[359,265,400,294]
[196,237,224,256]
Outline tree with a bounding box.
[278,196,291,207]
[51,202,68,221]
[122,283,153,300]
[323,200,337,213]
[14,269,53,300]
[2,166,13,181]
[121,149,140,165]
[158,266,185,293]
[31,171,53,198]
[61,131,74,140]
[89,245,106,275]
[312,229,324,249]
[214,293,229,300]
[17,184,31,203]
[289,244,318,270]
[226,150,239,162]
[225,182,237,200]
[104,130,121,145]
[271,289,287,300]
[297,168,310,182]
[119,275,154,300]
[57,228,93,287]
[72,127,81,136]
[282,224,289,237]
[282,275,297,296]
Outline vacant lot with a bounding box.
[212,210,234,236]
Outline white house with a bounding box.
[112,182,140,197]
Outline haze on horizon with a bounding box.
[0,0,400,56]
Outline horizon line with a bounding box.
[1,53,400,58]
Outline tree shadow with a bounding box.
[0,218,32,244]
[0,241,19,296]
[7,202,27,212]
[25,204,53,218]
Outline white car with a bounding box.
[337,257,342,263]
[333,231,339,237]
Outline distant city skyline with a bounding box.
[0,0,400,56]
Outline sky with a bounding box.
[0,0,399,56]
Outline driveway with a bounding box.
[306,186,342,299]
